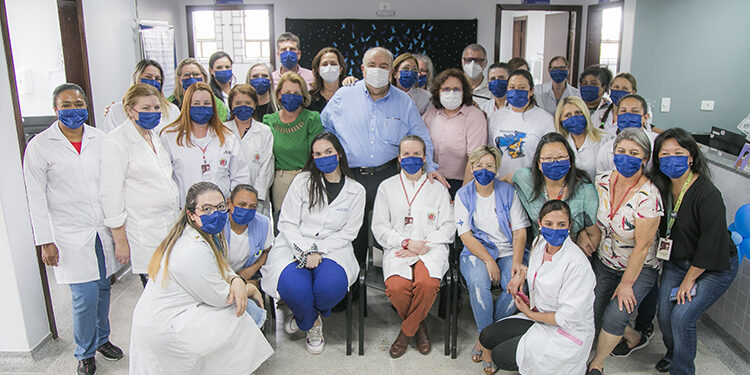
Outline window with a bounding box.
[599,6,622,73]
[187,5,274,65]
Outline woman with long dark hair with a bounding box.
[261,132,365,355]
[208,51,235,105]
[308,47,347,113]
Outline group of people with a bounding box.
[22,31,739,375]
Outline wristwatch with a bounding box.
[401,239,410,249]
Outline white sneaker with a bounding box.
[306,318,324,355]
[284,314,300,334]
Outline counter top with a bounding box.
[699,144,750,179]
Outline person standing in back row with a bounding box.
[272,32,315,88]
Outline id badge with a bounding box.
[657,237,673,261]
[201,163,211,180]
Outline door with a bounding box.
[585,0,623,72]
[512,17,527,58]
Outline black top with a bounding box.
[658,176,734,270]
[324,177,344,203]
[253,102,274,122]
[308,96,328,114]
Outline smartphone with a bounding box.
[517,291,531,306]
[669,285,697,302]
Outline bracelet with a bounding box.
[231,276,247,285]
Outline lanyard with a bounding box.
[608,172,642,220]
[665,170,693,238]
[197,142,210,165]
[399,174,428,217]
[543,180,566,201]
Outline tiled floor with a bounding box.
[1,267,749,375]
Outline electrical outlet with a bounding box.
[379,2,391,10]
[700,100,715,111]
[660,97,671,112]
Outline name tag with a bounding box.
[656,237,672,261]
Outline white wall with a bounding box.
[6,0,65,117]
[0,33,49,352]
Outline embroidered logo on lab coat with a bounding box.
[254,153,261,162]
[219,158,228,166]
[427,212,436,223]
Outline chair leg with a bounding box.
[443,271,453,356]
[358,271,366,355]
[346,290,353,356]
[451,268,459,359]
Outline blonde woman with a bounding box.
[130,181,273,374]
[168,57,230,121]
[101,59,180,134]
[100,83,180,287]
[554,96,608,179]
[246,62,279,121]
[263,71,324,210]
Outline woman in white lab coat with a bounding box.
[100,59,180,134]
[224,84,275,215]
[130,181,273,375]
[24,83,122,374]
[160,81,250,203]
[553,96,608,180]
[100,83,180,286]
[479,200,596,375]
[261,132,365,355]
[371,135,454,358]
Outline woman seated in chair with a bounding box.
[371,135,455,358]
[260,132,365,355]
[455,145,530,375]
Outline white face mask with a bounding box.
[463,61,483,79]
[440,91,463,111]
[319,65,340,83]
[364,67,390,88]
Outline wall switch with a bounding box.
[378,2,391,10]
[700,100,715,111]
[660,97,671,112]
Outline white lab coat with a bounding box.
[371,171,454,280]
[100,101,180,135]
[100,119,180,274]
[161,127,250,204]
[261,172,365,299]
[223,119,274,202]
[23,123,120,284]
[514,236,596,375]
[566,133,607,180]
[129,226,273,375]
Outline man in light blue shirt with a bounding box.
[321,47,447,265]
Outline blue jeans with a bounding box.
[460,253,525,334]
[277,258,348,331]
[68,236,111,360]
[657,256,738,375]
[246,299,267,327]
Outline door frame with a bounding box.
[512,16,527,58]
[584,0,624,70]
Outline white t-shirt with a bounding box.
[455,190,530,258]
[227,220,274,272]
[480,98,502,117]
[488,105,555,178]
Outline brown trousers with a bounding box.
[384,260,441,336]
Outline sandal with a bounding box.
[482,361,498,375]
[471,346,483,363]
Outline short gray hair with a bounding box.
[363,47,394,67]
[462,43,487,58]
[614,128,652,163]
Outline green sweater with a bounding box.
[263,109,324,170]
[168,94,230,122]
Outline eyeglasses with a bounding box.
[440,88,462,93]
[462,57,486,64]
[181,72,203,78]
[197,203,228,215]
[540,156,570,163]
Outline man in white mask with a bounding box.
[321,46,448,278]
[461,43,492,107]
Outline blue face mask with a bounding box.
[561,114,587,135]
[314,154,339,174]
[541,226,569,247]
[199,210,227,235]
[541,159,571,181]
[609,89,629,106]
[549,69,568,83]
[398,70,417,89]
[214,69,233,84]
[190,106,214,124]
[280,50,298,70]
[135,111,161,130]
[232,105,255,121]
[417,75,428,88]
[231,206,256,226]
[140,78,161,91]
[400,156,424,174]
[488,79,508,98]
[181,77,202,91]
[659,155,690,179]
[58,108,89,129]
[506,89,529,108]
[472,168,496,186]
[613,154,643,177]
[617,112,643,131]
[250,77,271,95]
[580,85,600,102]
[280,93,304,112]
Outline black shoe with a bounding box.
[97,342,123,361]
[77,357,96,375]
[655,359,671,372]
[638,324,655,339]
[611,333,650,357]
[586,368,603,375]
